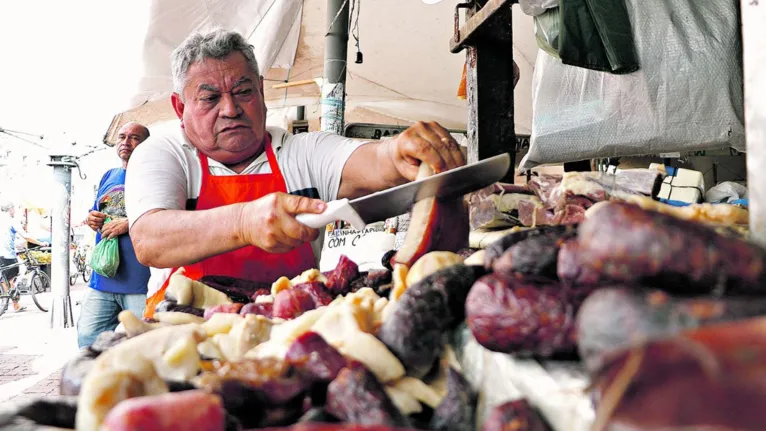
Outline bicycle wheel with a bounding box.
[69,273,78,286]
[0,274,9,317]
[30,271,49,312]
[36,268,51,293]
[82,264,92,283]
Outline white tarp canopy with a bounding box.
[0,0,536,150]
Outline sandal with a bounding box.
[13,305,27,313]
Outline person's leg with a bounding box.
[76,289,120,349]
[9,276,23,311]
[0,275,10,308]
[0,259,22,311]
[0,265,9,297]
[117,293,147,321]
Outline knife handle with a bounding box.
[295,199,367,231]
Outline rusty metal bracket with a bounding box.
[450,0,512,53]
[454,3,472,43]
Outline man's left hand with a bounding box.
[384,121,467,181]
[101,218,129,240]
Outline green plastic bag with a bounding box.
[90,219,120,278]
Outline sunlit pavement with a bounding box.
[0,282,87,403]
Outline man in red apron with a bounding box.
[125,29,466,318]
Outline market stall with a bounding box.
[2,0,765,430]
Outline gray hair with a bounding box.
[171,28,261,96]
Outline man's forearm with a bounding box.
[338,141,406,199]
[130,204,247,268]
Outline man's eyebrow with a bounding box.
[232,77,252,88]
[198,83,220,92]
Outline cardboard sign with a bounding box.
[319,223,396,273]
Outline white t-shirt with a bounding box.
[125,121,365,295]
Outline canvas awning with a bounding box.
[102,0,537,144]
[0,1,536,148]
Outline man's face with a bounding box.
[172,52,267,165]
[116,123,148,162]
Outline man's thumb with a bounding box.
[284,195,326,215]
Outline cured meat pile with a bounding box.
[2,185,549,431]
[10,255,484,431]
[9,186,766,431]
[469,169,664,229]
[462,200,766,430]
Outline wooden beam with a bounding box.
[271,79,319,90]
[463,2,516,183]
[450,0,511,54]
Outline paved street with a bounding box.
[0,282,87,403]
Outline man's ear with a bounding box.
[259,76,265,97]
[171,93,185,121]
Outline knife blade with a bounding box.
[296,153,511,230]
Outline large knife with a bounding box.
[296,153,512,230]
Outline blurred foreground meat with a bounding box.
[575,202,766,294]
[204,303,245,320]
[200,275,270,303]
[240,302,274,318]
[286,332,347,384]
[60,331,127,396]
[14,396,78,429]
[492,231,575,280]
[590,317,766,431]
[102,390,225,431]
[483,226,574,270]
[555,240,603,287]
[273,288,317,320]
[294,281,334,307]
[429,368,475,431]
[378,265,478,377]
[466,273,590,357]
[327,255,360,296]
[259,425,422,431]
[326,363,411,427]
[576,288,766,373]
[483,399,551,431]
[196,358,309,428]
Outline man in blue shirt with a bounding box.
[77,122,151,348]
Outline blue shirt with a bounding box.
[89,168,150,295]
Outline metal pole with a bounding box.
[47,155,75,328]
[320,0,351,134]
[742,0,766,246]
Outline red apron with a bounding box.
[144,136,315,318]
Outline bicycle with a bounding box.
[0,246,51,316]
[69,243,92,286]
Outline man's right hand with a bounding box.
[239,193,327,253]
[87,211,108,232]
